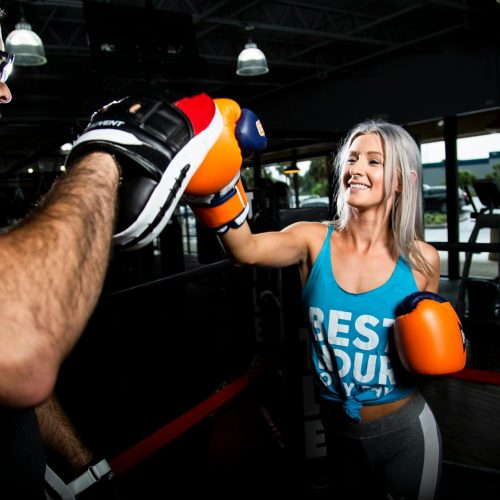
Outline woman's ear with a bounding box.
[395,170,416,193]
[395,174,402,193]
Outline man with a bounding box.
[0,21,120,495]
[0,11,223,495]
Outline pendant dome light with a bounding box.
[236,25,268,77]
[5,2,47,67]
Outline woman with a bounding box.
[218,120,442,499]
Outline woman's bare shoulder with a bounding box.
[416,240,440,267]
[413,240,440,291]
[283,221,332,281]
[283,220,331,236]
[281,221,331,247]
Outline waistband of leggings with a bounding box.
[324,390,427,437]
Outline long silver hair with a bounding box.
[332,119,431,275]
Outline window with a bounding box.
[421,134,499,280]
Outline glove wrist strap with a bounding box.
[45,459,113,500]
[68,458,113,495]
[190,178,248,231]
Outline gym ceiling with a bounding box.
[1,0,500,169]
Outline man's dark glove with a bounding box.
[66,91,223,250]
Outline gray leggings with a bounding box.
[321,391,442,500]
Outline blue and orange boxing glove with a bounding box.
[184,98,266,233]
[394,291,466,375]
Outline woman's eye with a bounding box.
[347,158,356,164]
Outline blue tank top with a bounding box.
[301,225,418,422]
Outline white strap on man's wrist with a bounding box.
[68,459,113,495]
[45,459,112,499]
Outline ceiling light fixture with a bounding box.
[5,3,47,67]
[236,25,268,77]
[59,142,73,155]
[283,153,300,175]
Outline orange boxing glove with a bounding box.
[184,98,266,233]
[394,291,466,375]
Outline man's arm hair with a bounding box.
[0,152,119,408]
[35,393,93,470]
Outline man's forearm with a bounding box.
[0,152,119,407]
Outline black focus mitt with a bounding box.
[66,91,223,250]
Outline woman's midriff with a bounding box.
[360,390,416,422]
